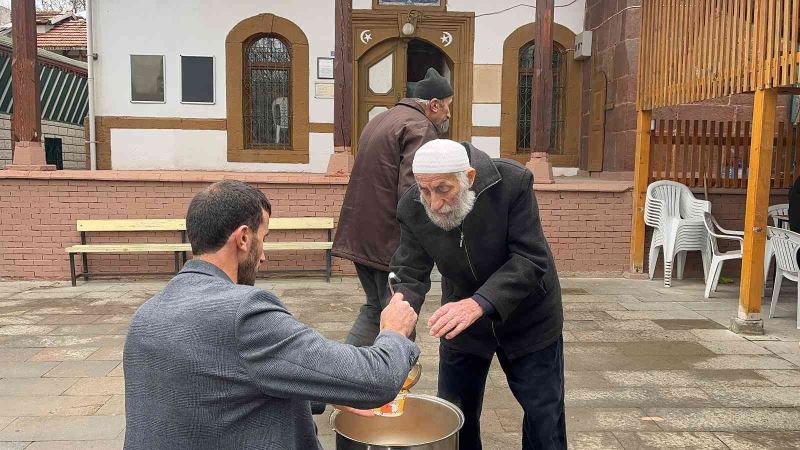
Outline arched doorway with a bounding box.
[406,39,452,99]
[356,38,453,150]
[351,10,474,154]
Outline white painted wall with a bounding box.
[94,0,335,121]
[471,136,501,158]
[93,0,337,171]
[94,0,585,172]
[111,129,333,173]
[472,104,502,127]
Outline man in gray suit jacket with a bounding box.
[123,180,420,450]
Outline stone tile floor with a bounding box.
[0,276,798,449]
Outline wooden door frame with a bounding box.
[587,71,608,172]
[351,10,474,153]
[356,38,408,147]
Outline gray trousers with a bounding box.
[346,263,391,347]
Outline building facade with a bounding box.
[91,0,588,173]
[3,1,771,281]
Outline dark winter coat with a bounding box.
[391,144,563,359]
[332,99,439,271]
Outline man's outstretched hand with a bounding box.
[428,298,483,340]
[380,293,418,338]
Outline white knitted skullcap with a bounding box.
[412,139,470,174]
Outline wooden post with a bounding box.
[326,0,355,176]
[631,109,653,274]
[526,0,555,183]
[5,0,54,171]
[732,87,777,335]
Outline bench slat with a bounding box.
[264,242,333,251]
[66,243,191,253]
[268,217,334,230]
[67,242,332,253]
[77,219,186,232]
[76,217,333,232]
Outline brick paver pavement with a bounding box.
[0,276,798,449]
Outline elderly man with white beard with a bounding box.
[390,139,566,450]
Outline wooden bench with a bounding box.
[65,217,335,286]
[65,219,189,287]
[264,217,334,282]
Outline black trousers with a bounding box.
[346,263,390,346]
[438,336,566,450]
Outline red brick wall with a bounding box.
[537,188,632,275]
[0,172,634,281]
[580,0,793,172]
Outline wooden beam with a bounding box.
[333,0,352,149]
[531,0,554,154]
[524,0,556,183]
[326,0,355,175]
[631,109,653,274]
[734,87,777,334]
[776,86,800,95]
[10,0,40,145]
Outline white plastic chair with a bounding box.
[765,204,791,283]
[645,180,711,287]
[272,97,289,144]
[768,204,790,228]
[767,226,800,329]
[702,212,743,298]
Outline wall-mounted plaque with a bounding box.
[317,57,334,79]
[315,82,335,98]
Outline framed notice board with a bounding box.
[181,55,215,104]
[130,54,165,103]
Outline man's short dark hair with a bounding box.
[186,180,272,255]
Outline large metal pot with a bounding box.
[330,394,464,449]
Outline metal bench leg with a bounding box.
[326,229,332,283]
[81,254,89,281]
[174,252,180,274]
[325,249,332,283]
[180,231,188,264]
[80,232,89,281]
[69,253,77,287]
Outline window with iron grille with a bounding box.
[245,35,292,149]
[517,42,566,154]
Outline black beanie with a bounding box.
[414,67,454,100]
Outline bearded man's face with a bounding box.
[416,171,476,231]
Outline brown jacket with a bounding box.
[332,99,439,271]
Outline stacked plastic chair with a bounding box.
[645,180,711,287]
[766,226,800,329]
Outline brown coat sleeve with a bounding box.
[397,124,438,198]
